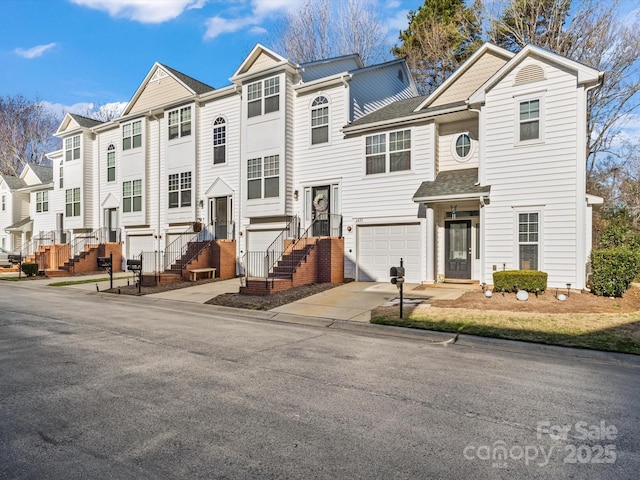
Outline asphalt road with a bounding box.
[1,282,639,479]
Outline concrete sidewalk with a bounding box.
[5,271,471,324]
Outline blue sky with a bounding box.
[1,0,419,116]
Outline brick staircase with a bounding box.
[144,240,214,286]
[240,241,317,296]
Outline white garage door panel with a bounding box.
[127,235,155,272]
[358,224,421,282]
[247,230,281,252]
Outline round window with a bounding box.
[455,134,471,158]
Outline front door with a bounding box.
[312,185,330,236]
[210,196,230,239]
[445,220,471,279]
[106,208,117,242]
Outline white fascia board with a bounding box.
[294,73,351,95]
[412,192,487,203]
[342,104,466,136]
[586,194,604,206]
[230,61,296,84]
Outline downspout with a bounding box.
[235,84,243,273]
[150,111,162,276]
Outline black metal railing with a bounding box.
[163,226,215,272]
[261,216,300,278]
[18,230,71,258]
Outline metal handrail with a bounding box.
[262,215,300,280]
[163,226,215,272]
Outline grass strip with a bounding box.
[371,306,640,355]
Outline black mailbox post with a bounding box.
[9,254,22,280]
[127,255,143,293]
[97,253,113,290]
[390,258,405,319]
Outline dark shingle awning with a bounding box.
[413,168,490,203]
[4,217,32,233]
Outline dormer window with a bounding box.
[247,76,280,118]
[64,135,80,162]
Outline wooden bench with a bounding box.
[188,267,216,281]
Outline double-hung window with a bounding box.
[123,120,142,150]
[107,144,116,182]
[36,191,48,213]
[65,135,80,162]
[519,99,540,142]
[311,96,329,145]
[365,130,411,175]
[59,163,63,188]
[168,172,192,208]
[168,106,191,140]
[1,195,5,212]
[247,155,279,199]
[123,180,142,213]
[213,117,226,164]
[65,188,80,217]
[518,212,539,270]
[247,76,280,118]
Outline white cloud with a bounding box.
[250,0,300,17]
[14,43,57,59]
[70,0,204,23]
[204,16,256,40]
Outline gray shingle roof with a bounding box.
[413,168,490,201]
[347,98,468,129]
[0,174,26,190]
[69,113,103,129]
[160,64,215,94]
[5,216,31,230]
[28,164,53,183]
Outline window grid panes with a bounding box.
[263,155,279,198]
[519,100,540,141]
[366,134,386,175]
[123,180,142,213]
[247,82,262,118]
[168,106,191,140]
[389,130,411,172]
[59,164,63,188]
[65,135,80,162]
[180,172,192,207]
[213,117,226,165]
[123,120,142,150]
[311,96,329,145]
[264,77,280,114]
[455,134,471,158]
[518,212,539,270]
[65,188,80,217]
[168,174,179,208]
[247,158,262,199]
[107,145,116,182]
[36,191,48,213]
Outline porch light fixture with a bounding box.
[293,190,299,201]
[451,205,457,219]
[198,199,204,208]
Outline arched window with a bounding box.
[107,144,116,182]
[213,117,226,164]
[311,96,329,145]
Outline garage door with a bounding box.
[245,229,281,277]
[126,234,156,273]
[357,224,421,282]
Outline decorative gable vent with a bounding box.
[150,68,169,84]
[514,64,545,86]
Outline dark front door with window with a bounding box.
[445,220,471,279]
[312,186,330,236]
[106,208,117,242]
[210,196,230,239]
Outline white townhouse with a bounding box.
[21,42,602,290]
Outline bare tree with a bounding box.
[0,95,60,176]
[486,0,640,176]
[271,0,387,65]
[70,102,126,122]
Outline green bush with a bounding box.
[590,247,640,297]
[493,270,548,293]
[21,263,39,277]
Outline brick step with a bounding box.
[240,278,293,296]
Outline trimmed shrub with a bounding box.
[590,247,640,297]
[21,263,39,277]
[493,270,548,293]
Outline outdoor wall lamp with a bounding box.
[198,199,204,208]
[293,190,299,201]
[451,205,457,219]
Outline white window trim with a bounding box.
[213,116,227,165]
[122,120,142,151]
[64,135,81,162]
[36,191,49,213]
[512,206,544,271]
[168,106,192,141]
[122,179,143,214]
[107,144,116,182]
[364,128,413,177]
[450,132,475,163]
[247,155,280,200]
[246,76,280,118]
[514,91,546,146]
[310,95,330,147]
[168,171,192,208]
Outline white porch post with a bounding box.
[426,205,435,284]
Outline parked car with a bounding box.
[0,247,20,268]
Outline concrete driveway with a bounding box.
[270,282,470,322]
